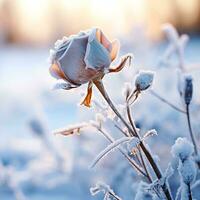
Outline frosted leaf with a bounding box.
[179,159,196,184]
[90,137,132,168]
[90,182,122,200]
[135,70,155,91]
[171,137,194,161]
[53,122,88,136]
[142,129,157,141]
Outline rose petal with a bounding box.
[110,40,120,61]
[59,36,87,79]
[96,29,112,52]
[84,29,111,70]
[49,62,67,80]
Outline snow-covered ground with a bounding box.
[1,29,200,199]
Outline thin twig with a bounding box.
[150,90,186,114]
[94,80,173,200]
[94,126,148,177]
[187,183,193,200]
[138,147,152,183]
[126,104,152,183]
[186,104,200,169]
[108,192,122,200]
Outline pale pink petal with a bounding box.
[96,29,112,52]
[110,40,120,61]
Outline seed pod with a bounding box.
[184,76,193,105]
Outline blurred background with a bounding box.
[0,0,200,200]
[0,0,200,45]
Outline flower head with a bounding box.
[135,70,154,91]
[49,28,131,107]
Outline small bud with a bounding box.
[184,75,193,105]
[135,70,154,91]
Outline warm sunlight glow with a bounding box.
[0,0,199,44]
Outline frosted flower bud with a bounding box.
[179,159,196,184]
[184,75,193,105]
[135,70,154,91]
[171,137,194,161]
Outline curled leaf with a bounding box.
[53,123,88,136]
[108,54,132,73]
[81,81,93,107]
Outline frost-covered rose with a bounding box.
[49,28,120,85]
[49,28,131,106]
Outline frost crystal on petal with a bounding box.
[135,70,155,91]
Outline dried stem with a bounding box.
[108,192,122,200]
[150,90,186,114]
[187,183,193,200]
[127,104,152,183]
[94,125,147,177]
[186,104,200,168]
[94,80,173,200]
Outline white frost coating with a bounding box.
[90,137,132,168]
[95,113,105,124]
[162,23,179,44]
[126,137,140,153]
[171,137,193,161]
[143,129,157,141]
[179,159,196,184]
[53,82,78,90]
[135,181,152,200]
[90,182,122,200]
[135,70,154,91]
[122,82,132,99]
